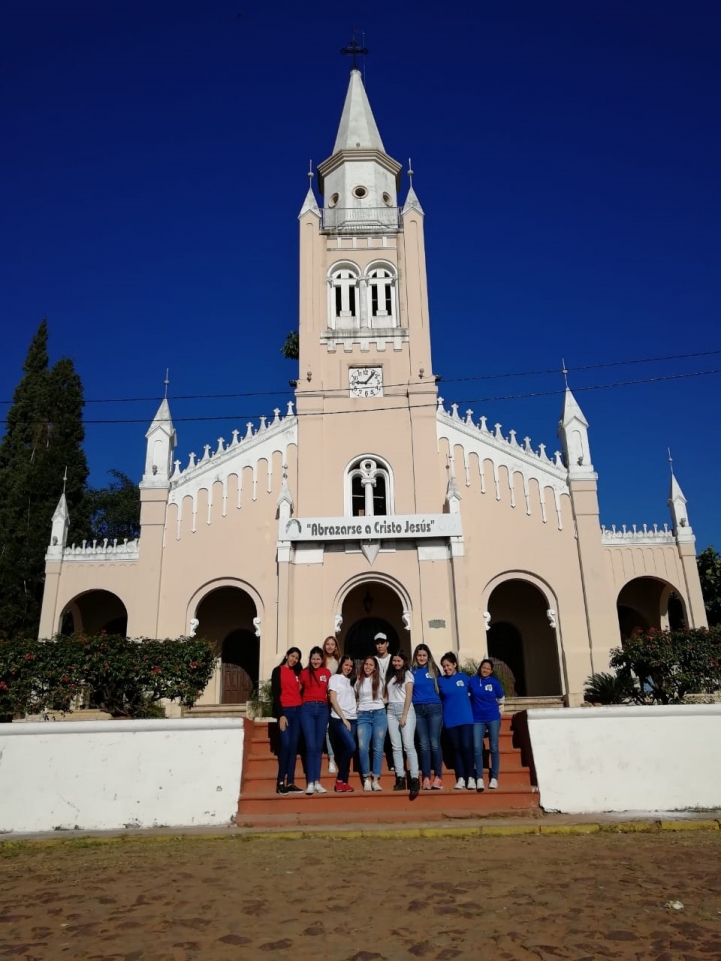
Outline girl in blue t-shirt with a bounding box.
[411,644,444,790]
[469,658,505,791]
[437,652,476,790]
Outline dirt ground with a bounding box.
[1,833,720,961]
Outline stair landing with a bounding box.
[236,715,539,828]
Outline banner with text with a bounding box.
[279,514,462,542]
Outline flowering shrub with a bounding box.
[609,626,721,704]
[0,633,216,721]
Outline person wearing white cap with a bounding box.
[374,632,391,685]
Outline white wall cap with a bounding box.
[528,704,721,721]
[1,717,246,737]
[333,69,385,153]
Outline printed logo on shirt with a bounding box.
[456,679,465,687]
[320,674,328,682]
[425,672,433,679]
[484,683,493,691]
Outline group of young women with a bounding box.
[270,632,505,798]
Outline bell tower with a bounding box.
[294,64,439,518]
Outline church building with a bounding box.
[39,68,708,707]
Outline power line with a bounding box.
[1,347,719,406]
[3,365,715,426]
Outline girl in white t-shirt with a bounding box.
[327,655,357,793]
[385,651,420,798]
[355,656,388,791]
[322,635,341,775]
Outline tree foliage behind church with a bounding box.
[697,546,721,627]
[86,469,141,543]
[0,321,89,636]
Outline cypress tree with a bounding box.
[0,322,89,635]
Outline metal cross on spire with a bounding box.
[668,447,674,475]
[341,32,368,70]
[62,466,68,495]
[164,368,170,399]
[561,358,569,389]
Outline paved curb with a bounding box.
[1,818,719,849]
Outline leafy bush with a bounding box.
[247,679,273,719]
[584,671,634,705]
[0,633,216,720]
[609,627,721,704]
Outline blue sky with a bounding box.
[2,0,720,547]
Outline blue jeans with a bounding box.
[300,701,329,784]
[473,718,501,781]
[414,701,443,780]
[357,708,388,779]
[329,716,357,783]
[446,723,474,782]
[277,706,301,786]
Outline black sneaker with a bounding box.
[409,777,420,800]
[393,775,406,792]
[276,782,289,795]
[285,784,303,793]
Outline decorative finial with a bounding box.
[307,159,313,182]
[62,466,68,495]
[341,30,368,70]
[668,447,674,475]
[561,358,569,389]
[407,158,414,188]
[164,368,170,399]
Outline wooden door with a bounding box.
[221,662,254,704]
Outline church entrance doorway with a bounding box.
[194,586,259,703]
[616,577,686,639]
[339,581,407,660]
[486,579,562,697]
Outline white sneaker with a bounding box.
[466,777,476,790]
[313,782,327,794]
[328,759,337,775]
[363,777,373,792]
[305,783,315,795]
[371,779,383,792]
[477,779,485,792]
[454,778,466,790]
[489,777,499,790]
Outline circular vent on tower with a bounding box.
[329,193,339,208]
[382,192,392,206]
[352,186,368,199]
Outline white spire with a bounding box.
[276,463,294,521]
[298,184,320,219]
[402,184,424,216]
[47,489,70,558]
[333,69,385,153]
[141,397,177,489]
[558,388,595,479]
[668,469,694,542]
[445,455,461,512]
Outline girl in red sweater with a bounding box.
[299,646,332,795]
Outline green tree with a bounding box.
[85,469,141,543]
[698,546,721,627]
[0,322,89,636]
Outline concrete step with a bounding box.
[237,784,538,818]
[244,752,524,779]
[243,766,532,792]
[505,697,565,711]
[183,703,248,718]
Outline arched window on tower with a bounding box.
[366,266,397,328]
[329,266,360,329]
[346,457,393,517]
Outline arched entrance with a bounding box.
[617,577,686,640]
[62,590,128,635]
[195,587,259,704]
[339,581,407,660]
[486,579,562,697]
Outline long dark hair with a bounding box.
[412,643,440,693]
[307,645,324,681]
[356,656,380,700]
[440,651,458,673]
[336,654,356,685]
[280,647,302,675]
[385,650,410,694]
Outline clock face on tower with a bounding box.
[349,367,383,398]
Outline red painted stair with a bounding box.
[236,713,539,827]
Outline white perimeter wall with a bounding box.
[0,718,244,833]
[528,705,721,814]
